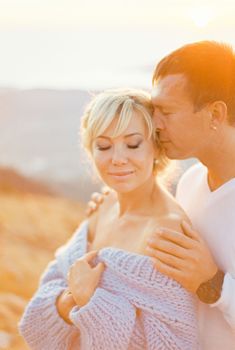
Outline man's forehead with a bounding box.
[151,74,189,104]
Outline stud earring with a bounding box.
[211,124,217,130]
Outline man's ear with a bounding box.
[209,101,228,127]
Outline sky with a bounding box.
[0,0,235,89]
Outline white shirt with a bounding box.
[176,162,235,350]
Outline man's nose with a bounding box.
[153,109,165,130]
[111,146,128,165]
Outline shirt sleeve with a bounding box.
[69,287,136,350]
[211,272,235,331]
[19,259,80,350]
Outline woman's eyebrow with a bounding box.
[96,133,143,140]
[124,133,143,138]
[96,136,110,140]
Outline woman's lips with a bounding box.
[108,170,135,177]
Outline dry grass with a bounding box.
[0,169,85,349]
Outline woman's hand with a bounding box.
[67,251,105,307]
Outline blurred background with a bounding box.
[0,0,235,348]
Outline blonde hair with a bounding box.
[80,88,169,175]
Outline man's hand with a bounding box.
[86,187,110,216]
[146,220,218,294]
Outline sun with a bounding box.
[188,6,216,28]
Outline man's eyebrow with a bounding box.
[96,133,143,140]
[152,101,176,109]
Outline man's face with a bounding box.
[151,74,212,160]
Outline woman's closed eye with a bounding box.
[127,142,141,149]
[96,145,111,151]
[95,141,142,151]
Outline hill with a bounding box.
[0,167,85,349]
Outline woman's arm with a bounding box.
[19,259,81,350]
[69,287,136,350]
[56,289,77,325]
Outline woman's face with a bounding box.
[92,111,157,193]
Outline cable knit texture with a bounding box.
[19,221,199,349]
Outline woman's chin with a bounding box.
[106,182,136,194]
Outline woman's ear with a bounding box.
[152,146,160,173]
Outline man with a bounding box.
[148,40,235,349]
[88,41,235,349]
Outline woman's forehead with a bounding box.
[100,111,148,138]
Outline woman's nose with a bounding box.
[111,147,128,165]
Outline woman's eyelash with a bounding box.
[128,144,140,149]
[97,146,110,150]
[96,142,141,150]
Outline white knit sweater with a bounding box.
[19,221,199,349]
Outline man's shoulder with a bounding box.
[176,162,205,201]
[178,162,205,187]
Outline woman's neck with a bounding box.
[116,176,160,217]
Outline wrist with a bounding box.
[72,290,93,308]
[56,289,77,324]
[196,269,225,304]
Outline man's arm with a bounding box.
[147,227,235,330]
[196,269,224,304]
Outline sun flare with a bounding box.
[188,6,216,28]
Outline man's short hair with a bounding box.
[152,41,235,123]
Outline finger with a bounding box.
[83,250,98,262]
[85,201,98,217]
[93,262,105,274]
[87,200,98,210]
[101,186,110,195]
[147,237,187,258]
[181,220,200,241]
[91,192,104,204]
[146,246,183,269]
[155,227,194,249]
[150,257,181,281]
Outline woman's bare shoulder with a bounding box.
[88,190,117,242]
[152,186,191,232]
[159,211,190,233]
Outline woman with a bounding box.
[19,88,198,349]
